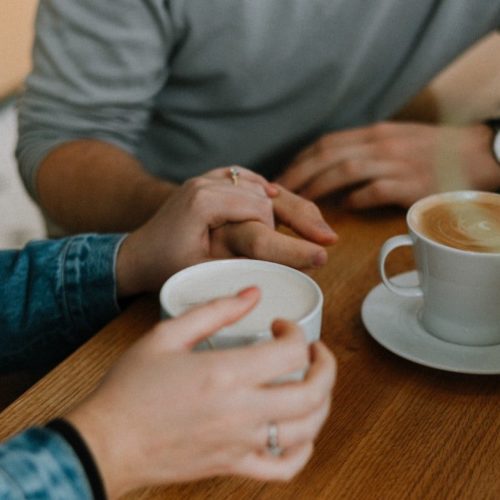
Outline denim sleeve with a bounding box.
[0,234,125,372]
[0,428,92,499]
[16,0,172,200]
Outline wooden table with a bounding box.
[1,203,499,499]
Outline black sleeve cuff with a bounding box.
[46,418,107,500]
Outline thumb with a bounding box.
[159,287,260,350]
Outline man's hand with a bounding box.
[278,122,500,209]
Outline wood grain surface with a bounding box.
[1,203,499,499]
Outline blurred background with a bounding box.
[1,0,44,249]
[1,0,500,250]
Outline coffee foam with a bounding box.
[411,195,500,253]
[165,265,319,336]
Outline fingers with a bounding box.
[257,341,336,422]
[181,177,275,229]
[206,184,275,229]
[216,319,309,386]
[232,442,313,481]
[277,127,375,191]
[272,187,337,245]
[343,177,422,209]
[156,287,261,350]
[250,395,329,453]
[297,160,397,201]
[273,397,330,449]
[277,121,424,197]
[222,221,329,269]
[204,165,279,197]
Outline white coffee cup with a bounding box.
[379,191,500,346]
[160,259,323,352]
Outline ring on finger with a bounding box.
[229,166,240,186]
[267,422,282,456]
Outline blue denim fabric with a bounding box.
[0,427,93,499]
[0,234,125,372]
[0,233,127,498]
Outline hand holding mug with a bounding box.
[67,289,336,498]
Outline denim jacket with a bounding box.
[0,234,125,499]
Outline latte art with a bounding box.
[417,200,500,253]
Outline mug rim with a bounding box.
[160,258,324,327]
[406,190,500,257]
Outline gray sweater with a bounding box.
[17,0,500,199]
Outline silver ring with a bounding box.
[229,166,240,186]
[267,422,281,456]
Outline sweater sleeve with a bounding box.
[0,428,93,500]
[16,0,172,200]
[0,234,125,372]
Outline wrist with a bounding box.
[132,177,175,226]
[65,406,137,499]
[115,233,143,298]
[46,418,107,500]
[115,227,165,297]
[465,123,500,191]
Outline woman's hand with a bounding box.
[116,167,277,295]
[67,288,336,498]
[116,167,337,296]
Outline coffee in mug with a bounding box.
[379,191,500,346]
[413,196,500,253]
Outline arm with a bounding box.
[17,0,172,232]
[0,234,124,372]
[0,292,336,499]
[37,140,174,233]
[17,0,337,262]
[0,169,299,371]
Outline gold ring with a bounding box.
[229,166,240,186]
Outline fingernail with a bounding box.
[237,287,259,299]
[313,251,327,267]
[268,183,281,196]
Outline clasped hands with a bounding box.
[118,166,338,296]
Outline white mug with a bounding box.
[160,259,323,352]
[379,191,500,346]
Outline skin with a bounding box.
[116,168,337,297]
[25,170,336,497]
[36,140,337,271]
[278,122,500,209]
[37,140,174,233]
[67,289,337,498]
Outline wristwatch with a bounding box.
[486,118,500,166]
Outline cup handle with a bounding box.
[378,235,423,298]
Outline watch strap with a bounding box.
[485,118,500,166]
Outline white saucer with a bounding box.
[361,271,500,374]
